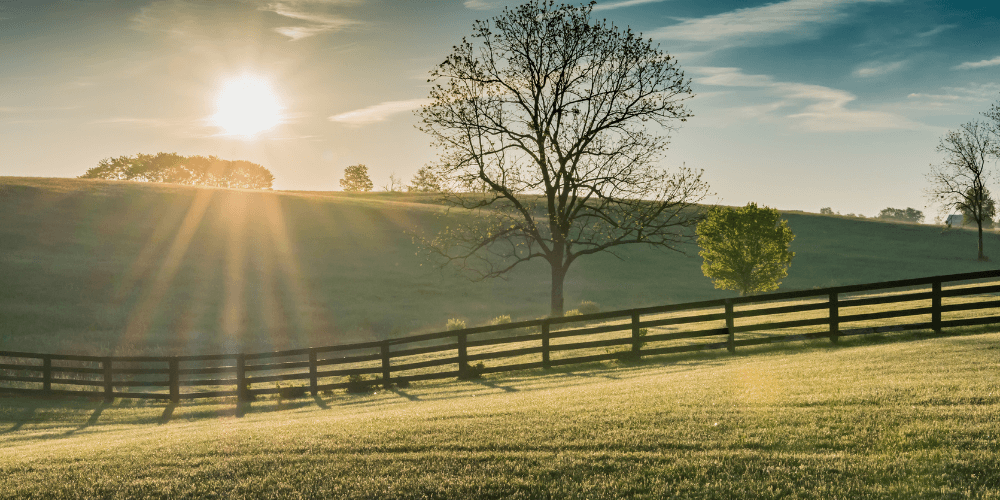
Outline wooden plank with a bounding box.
[43,356,51,392]
[467,345,546,363]
[103,358,113,402]
[733,331,830,347]
[638,312,728,330]
[838,305,933,324]
[465,333,544,349]
[731,301,829,319]
[309,350,318,396]
[543,336,633,354]
[631,313,642,358]
[940,283,1000,298]
[542,321,550,369]
[177,365,238,375]
[641,327,729,344]
[732,315,831,334]
[169,359,179,403]
[933,281,942,333]
[0,375,44,384]
[313,352,382,367]
[725,299,735,353]
[236,354,247,402]
[641,341,730,357]
[940,315,1000,329]
[0,363,42,372]
[380,342,391,386]
[838,290,934,308]
[940,298,1000,314]
[178,378,238,387]
[244,372,312,385]
[389,341,460,358]
[829,292,839,343]
[388,356,459,373]
[243,359,312,373]
[313,366,385,378]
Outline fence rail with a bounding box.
[3,269,1000,402]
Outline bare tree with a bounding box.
[927,120,997,261]
[416,0,710,316]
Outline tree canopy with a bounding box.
[340,164,374,192]
[696,203,794,296]
[80,153,274,189]
[876,207,924,224]
[415,0,709,316]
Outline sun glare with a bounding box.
[213,76,282,137]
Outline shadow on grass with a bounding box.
[0,405,34,434]
[63,401,108,436]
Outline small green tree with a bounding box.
[961,188,995,229]
[408,166,442,192]
[696,203,795,296]
[340,164,373,192]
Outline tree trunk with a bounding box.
[550,263,566,317]
[978,222,987,261]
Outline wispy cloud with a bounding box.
[651,0,892,47]
[853,60,906,78]
[262,1,359,40]
[329,98,431,125]
[90,117,170,127]
[692,67,919,131]
[917,24,956,38]
[905,83,1000,110]
[954,56,1000,70]
[464,0,496,10]
[592,0,668,11]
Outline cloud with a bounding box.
[592,0,668,11]
[954,56,1000,70]
[90,117,170,127]
[262,1,359,40]
[464,0,496,10]
[853,60,906,78]
[691,67,919,131]
[329,98,431,125]
[905,83,1000,110]
[651,0,892,47]
[917,24,956,38]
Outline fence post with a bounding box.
[236,354,247,402]
[725,299,735,353]
[457,333,468,377]
[829,292,839,343]
[380,342,391,388]
[631,312,642,358]
[169,358,179,403]
[102,357,114,403]
[932,281,942,334]
[541,321,550,369]
[42,356,52,393]
[309,349,318,396]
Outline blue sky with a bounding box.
[2,0,999,217]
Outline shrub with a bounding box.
[489,314,512,326]
[565,309,581,316]
[578,300,600,315]
[458,361,486,380]
[447,318,467,331]
[346,374,369,394]
[279,385,307,399]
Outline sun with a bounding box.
[213,76,283,137]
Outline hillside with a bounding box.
[1,332,997,499]
[2,176,998,355]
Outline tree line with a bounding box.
[80,153,274,190]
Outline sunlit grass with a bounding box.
[1,329,998,499]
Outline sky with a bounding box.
[2,0,1000,217]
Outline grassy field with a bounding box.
[1,328,997,499]
[2,176,999,357]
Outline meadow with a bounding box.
[2,176,999,358]
[1,328,997,499]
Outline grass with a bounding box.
[1,328,998,499]
[3,176,1000,357]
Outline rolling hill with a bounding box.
[1,176,997,356]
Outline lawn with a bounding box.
[1,329,998,499]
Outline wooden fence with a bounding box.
[3,269,1000,403]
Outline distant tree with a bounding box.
[340,164,373,192]
[382,173,404,193]
[961,188,996,229]
[926,120,996,261]
[877,207,924,223]
[819,207,834,215]
[408,166,442,192]
[415,0,709,316]
[696,203,795,296]
[80,153,274,189]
